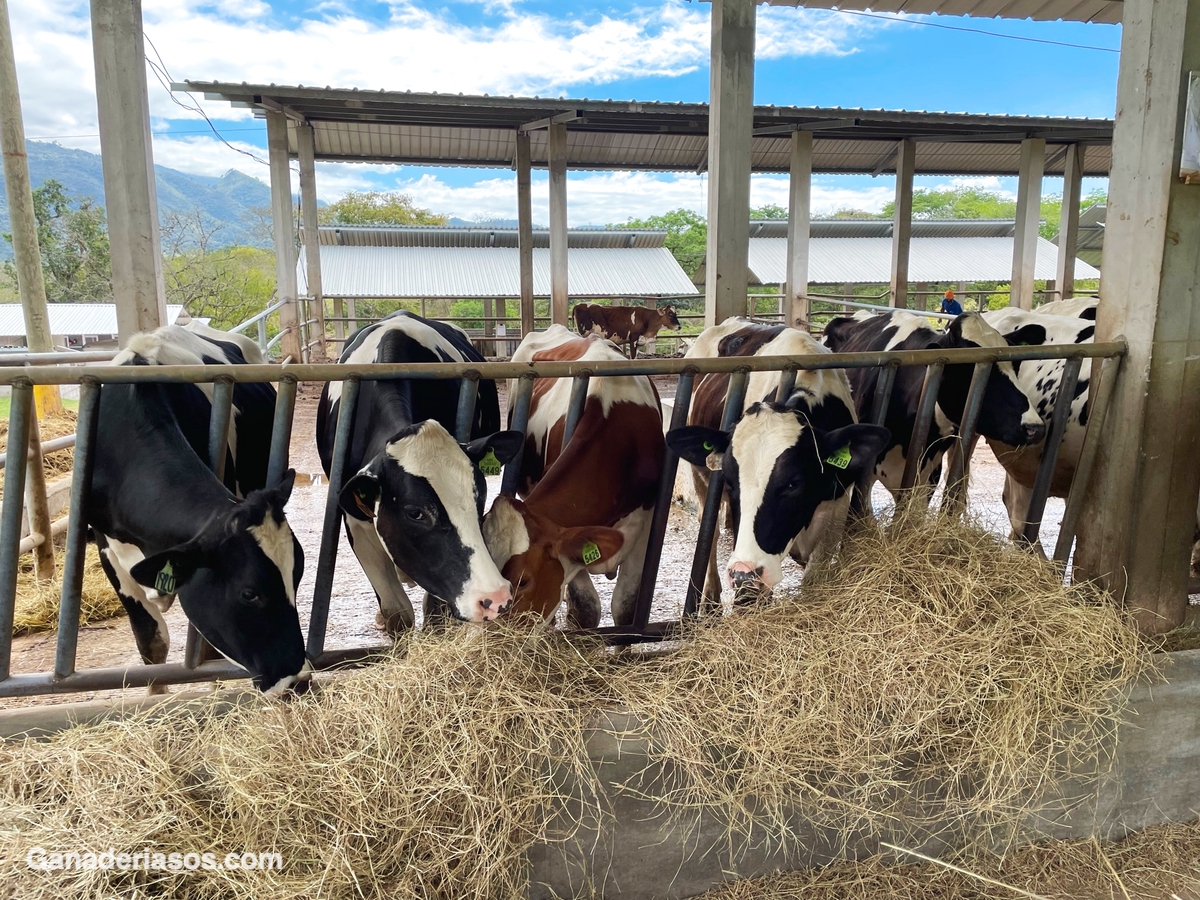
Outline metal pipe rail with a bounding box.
[0,337,1127,698]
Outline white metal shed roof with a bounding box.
[0,304,191,337]
[757,0,1122,25]
[298,246,699,299]
[737,236,1102,284]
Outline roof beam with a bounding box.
[255,96,307,123]
[752,117,859,136]
[520,110,585,132]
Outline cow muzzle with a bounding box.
[1022,421,1047,445]
[464,587,512,623]
[728,562,770,606]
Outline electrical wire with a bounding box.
[832,8,1121,53]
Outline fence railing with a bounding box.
[0,337,1126,698]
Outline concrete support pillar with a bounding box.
[785,130,812,329]
[704,0,756,328]
[296,122,326,357]
[266,111,302,362]
[1056,143,1086,300]
[889,139,915,309]
[547,122,569,326]
[1074,0,1200,634]
[90,0,166,344]
[515,131,535,336]
[1010,137,1046,310]
[841,281,854,313]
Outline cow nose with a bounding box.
[475,587,512,622]
[1023,422,1047,444]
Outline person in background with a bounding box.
[941,289,963,316]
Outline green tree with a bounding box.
[750,203,788,220]
[621,208,707,278]
[318,190,448,226]
[3,179,112,303]
[881,186,1017,220]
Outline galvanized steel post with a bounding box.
[899,361,945,492]
[0,381,33,680]
[1021,355,1083,548]
[561,373,591,449]
[500,374,535,497]
[266,376,297,487]
[454,374,481,444]
[944,360,993,514]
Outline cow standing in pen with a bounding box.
[89,325,309,695]
[573,303,682,358]
[483,326,664,628]
[317,310,522,634]
[671,318,889,611]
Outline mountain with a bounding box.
[0,141,273,257]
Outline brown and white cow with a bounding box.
[573,302,681,358]
[483,326,665,627]
[671,318,887,610]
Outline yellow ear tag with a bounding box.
[155,561,177,595]
[478,448,502,477]
[825,444,852,469]
[581,541,602,566]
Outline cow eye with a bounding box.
[404,506,426,522]
[241,588,260,603]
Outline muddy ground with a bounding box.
[5,374,1066,707]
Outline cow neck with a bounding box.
[355,379,421,462]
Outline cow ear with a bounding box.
[339,472,380,521]
[556,526,625,568]
[666,426,730,467]
[816,424,891,484]
[1003,324,1045,347]
[130,543,210,594]
[268,469,297,506]
[462,431,524,469]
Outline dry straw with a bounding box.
[13,543,122,637]
[0,510,1154,899]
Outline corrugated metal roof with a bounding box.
[309,225,667,249]
[750,218,1018,239]
[760,0,1122,24]
[182,83,1113,177]
[0,304,190,338]
[298,246,699,299]
[737,236,1101,284]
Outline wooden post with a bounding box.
[90,0,166,344]
[266,111,302,362]
[785,130,812,329]
[1010,137,1046,310]
[1074,0,1200,635]
[483,297,495,356]
[704,0,756,328]
[24,413,54,579]
[516,131,535,336]
[496,297,508,354]
[296,122,327,358]
[890,139,915,309]
[0,0,62,416]
[548,122,569,326]
[1056,143,1086,300]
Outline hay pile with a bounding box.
[0,511,1152,899]
[0,408,79,482]
[12,544,122,637]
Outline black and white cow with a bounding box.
[316,311,523,632]
[89,326,308,695]
[822,310,1047,496]
[1035,296,1098,320]
[668,318,889,609]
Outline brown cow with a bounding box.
[572,302,681,358]
[483,326,665,627]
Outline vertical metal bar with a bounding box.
[773,366,797,403]
[334,297,345,342]
[945,361,993,514]
[0,381,33,680]
[632,370,695,629]
[454,374,480,444]
[1021,355,1084,548]
[308,376,361,659]
[54,379,100,680]
[1054,354,1121,564]
[500,374,535,497]
[266,376,297,487]
[561,373,591,449]
[684,369,748,618]
[206,377,235,484]
[852,362,897,515]
[899,361,945,492]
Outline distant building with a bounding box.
[0,304,196,350]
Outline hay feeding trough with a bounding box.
[0,511,1160,899]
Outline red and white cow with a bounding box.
[483,326,665,627]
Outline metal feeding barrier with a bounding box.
[0,338,1125,697]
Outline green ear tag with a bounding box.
[478,448,502,477]
[155,561,177,595]
[825,444,852,470]
[702,441,714,452]
[581,541,602,566]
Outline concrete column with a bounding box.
[266,111,302,362]
[915,281,929,312]
[785,130,812,329]
[515,131,535,336]
[1010,137,1046,310]
[704,0,756,328]
[296,122,326,357]
[842,281,854,313]
[889,139,915,309]
[1056,143,1086,300]
[1074,0,1200,634]
[548,122,569,326]
[90,0,166,344]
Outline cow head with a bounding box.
[130,470,309,695]
[482,495,624,620]
[338,421,524,623]
[934,313,1046,447]
[660,305,681,330]
[669,405,889,601]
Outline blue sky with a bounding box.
[13,0,1119,224]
